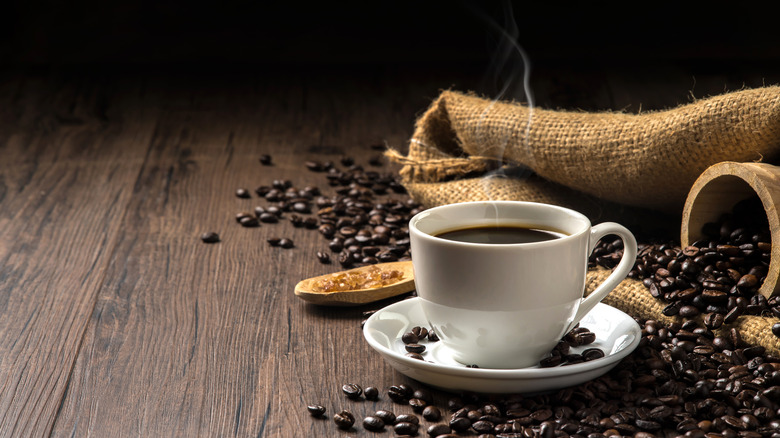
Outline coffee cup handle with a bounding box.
[567,222,638,332]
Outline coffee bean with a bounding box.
[235,188,251,198]
[278,238,294,248]
[364,386,379,400]
[333,410,355,429]
[258,154,272,165]
[341,383,362,400]
[363,415,384,431]
[704,312,725,330]
[408,397,427,412]
[395,414,419,425]
[266,237,281,246]
[387,385,408,403]
[582,348,605,361]
[405,344,426,354]
[422,405,442,421]
[394,422,419,435]
[239,215,259,227]
[316,251,330,264]
[200,231,220,243]
[402,332,419,344]
[448,416,470,432]
[772,322,780,338]
[427,423,452,436]
[307,404,326,417]
[574,331,597,345]
[540,355,562,367]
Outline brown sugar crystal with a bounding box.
[311,266,404,292]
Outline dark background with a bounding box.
[3,1,780,113]
[3,1,779,69]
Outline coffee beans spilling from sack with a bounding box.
[590,196,780,335]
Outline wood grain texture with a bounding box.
[0,72,152,437]
[1,64,780,437]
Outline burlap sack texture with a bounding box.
[387,87,780,214]
[387,87,780,356]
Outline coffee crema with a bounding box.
[434,224,567,244]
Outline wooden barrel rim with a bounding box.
[681,161,780,298]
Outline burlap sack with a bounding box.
[388,87,780,356]
[387,87,780,214]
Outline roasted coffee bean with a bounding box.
[395,414,419,425]
[200,231,220,243]
[266,237,281,246]
[334,410,355,429]
[772,322,780,338]
[239,215,259,227]
[448,416,471,432]
[574,331,597,345]
[387,386,408,403]
[316,251,330,264]
[258,212,278,223]
[394,421,419,435]
[364,386,379,400]
[401,331,419,344]
[258,154,272,165]
[427,423,452,436]
[540,355,562,367]
[363,415,384,431]
[704,312,725,330]
[307,404,326,417]
[422,405,442,421]
[341,383,362,400]
[278,238,294,248]
[374,409,395,425]
[582,348,605,361]
[235,188,251,198]
[409,397,427,412]
[405,344,426,354]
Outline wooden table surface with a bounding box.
[2,61,780,437]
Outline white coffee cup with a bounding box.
[409,201,637,369]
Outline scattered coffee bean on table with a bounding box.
[362,415,384,431]
[341,383,363,400]
[200,231,220,243]
[258,154,272,165]
[231,153,417,267]
[333,410,354,430]
[306,404,326,417]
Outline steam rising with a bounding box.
[469,1,536,197]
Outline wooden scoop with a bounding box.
[681,161,780,298]
[294,261,415,306]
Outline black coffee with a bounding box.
[434,225,565,244]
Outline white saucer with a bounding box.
[363,298,641,394]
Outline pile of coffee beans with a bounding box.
[217,150,780,436]
[310,313,780,436]
[208,151,423,269]
[400,325,439,360]
[589,196,780,337]
[396,322,604,369]
[539,326,604,368]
